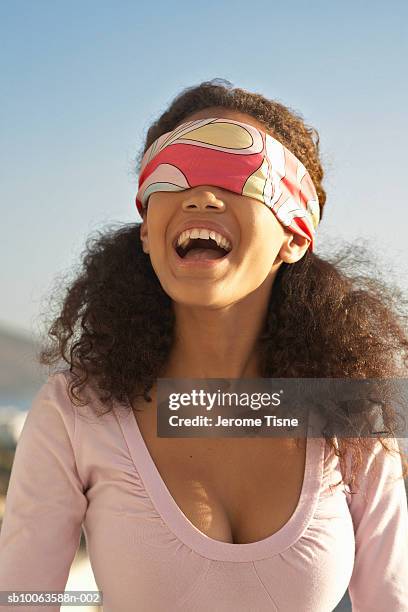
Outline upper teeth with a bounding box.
[176,228,232,252]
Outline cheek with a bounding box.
[145,203,172,257]
[257,234,281,260]
[147,237,170,282]
[239,204,284,258]
[242,223,283,269]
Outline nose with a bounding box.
[181,188,226,212]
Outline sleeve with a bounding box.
[346,437,408,611]
[0,372,88,610]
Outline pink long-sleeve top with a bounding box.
[0,371,407,612]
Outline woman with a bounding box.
[0,79,407,612]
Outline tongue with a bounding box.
[184,247,225,261]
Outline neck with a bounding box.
[161,283,272,380]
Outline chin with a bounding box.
[169,287,235,309]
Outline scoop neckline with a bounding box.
[113,401,325,562]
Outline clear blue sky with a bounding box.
[1,0,407,338]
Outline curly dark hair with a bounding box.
[38,78,408,494]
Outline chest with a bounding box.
[133,405,307,545]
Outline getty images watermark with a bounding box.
[155,378,408,438]
[166,386,294,431]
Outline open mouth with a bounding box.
[174,237,231,261]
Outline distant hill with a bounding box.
[0,325,48,394]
